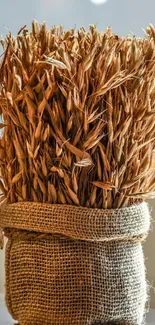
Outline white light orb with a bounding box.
[90,0,108,4]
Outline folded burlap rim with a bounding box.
[0,200,150,245]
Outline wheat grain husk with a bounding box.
[0,23,155,208]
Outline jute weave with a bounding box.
[0,201,150,325]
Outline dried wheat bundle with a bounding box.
[0,21,155,208]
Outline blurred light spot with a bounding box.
[90,0,108,4]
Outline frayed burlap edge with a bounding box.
[0,227,4,249]
[0,200,150,242]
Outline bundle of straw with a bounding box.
[0,22,155,209]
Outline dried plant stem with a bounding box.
[0,22,155,208]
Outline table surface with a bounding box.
[0,294,155,324]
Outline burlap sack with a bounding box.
[0,201,150,325]
[0,227,3,249]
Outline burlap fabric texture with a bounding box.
[0,201,150,325]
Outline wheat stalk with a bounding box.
[0,22,155,208]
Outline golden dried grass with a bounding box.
[0,21,155,208]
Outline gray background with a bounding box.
[0,0,155,308]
